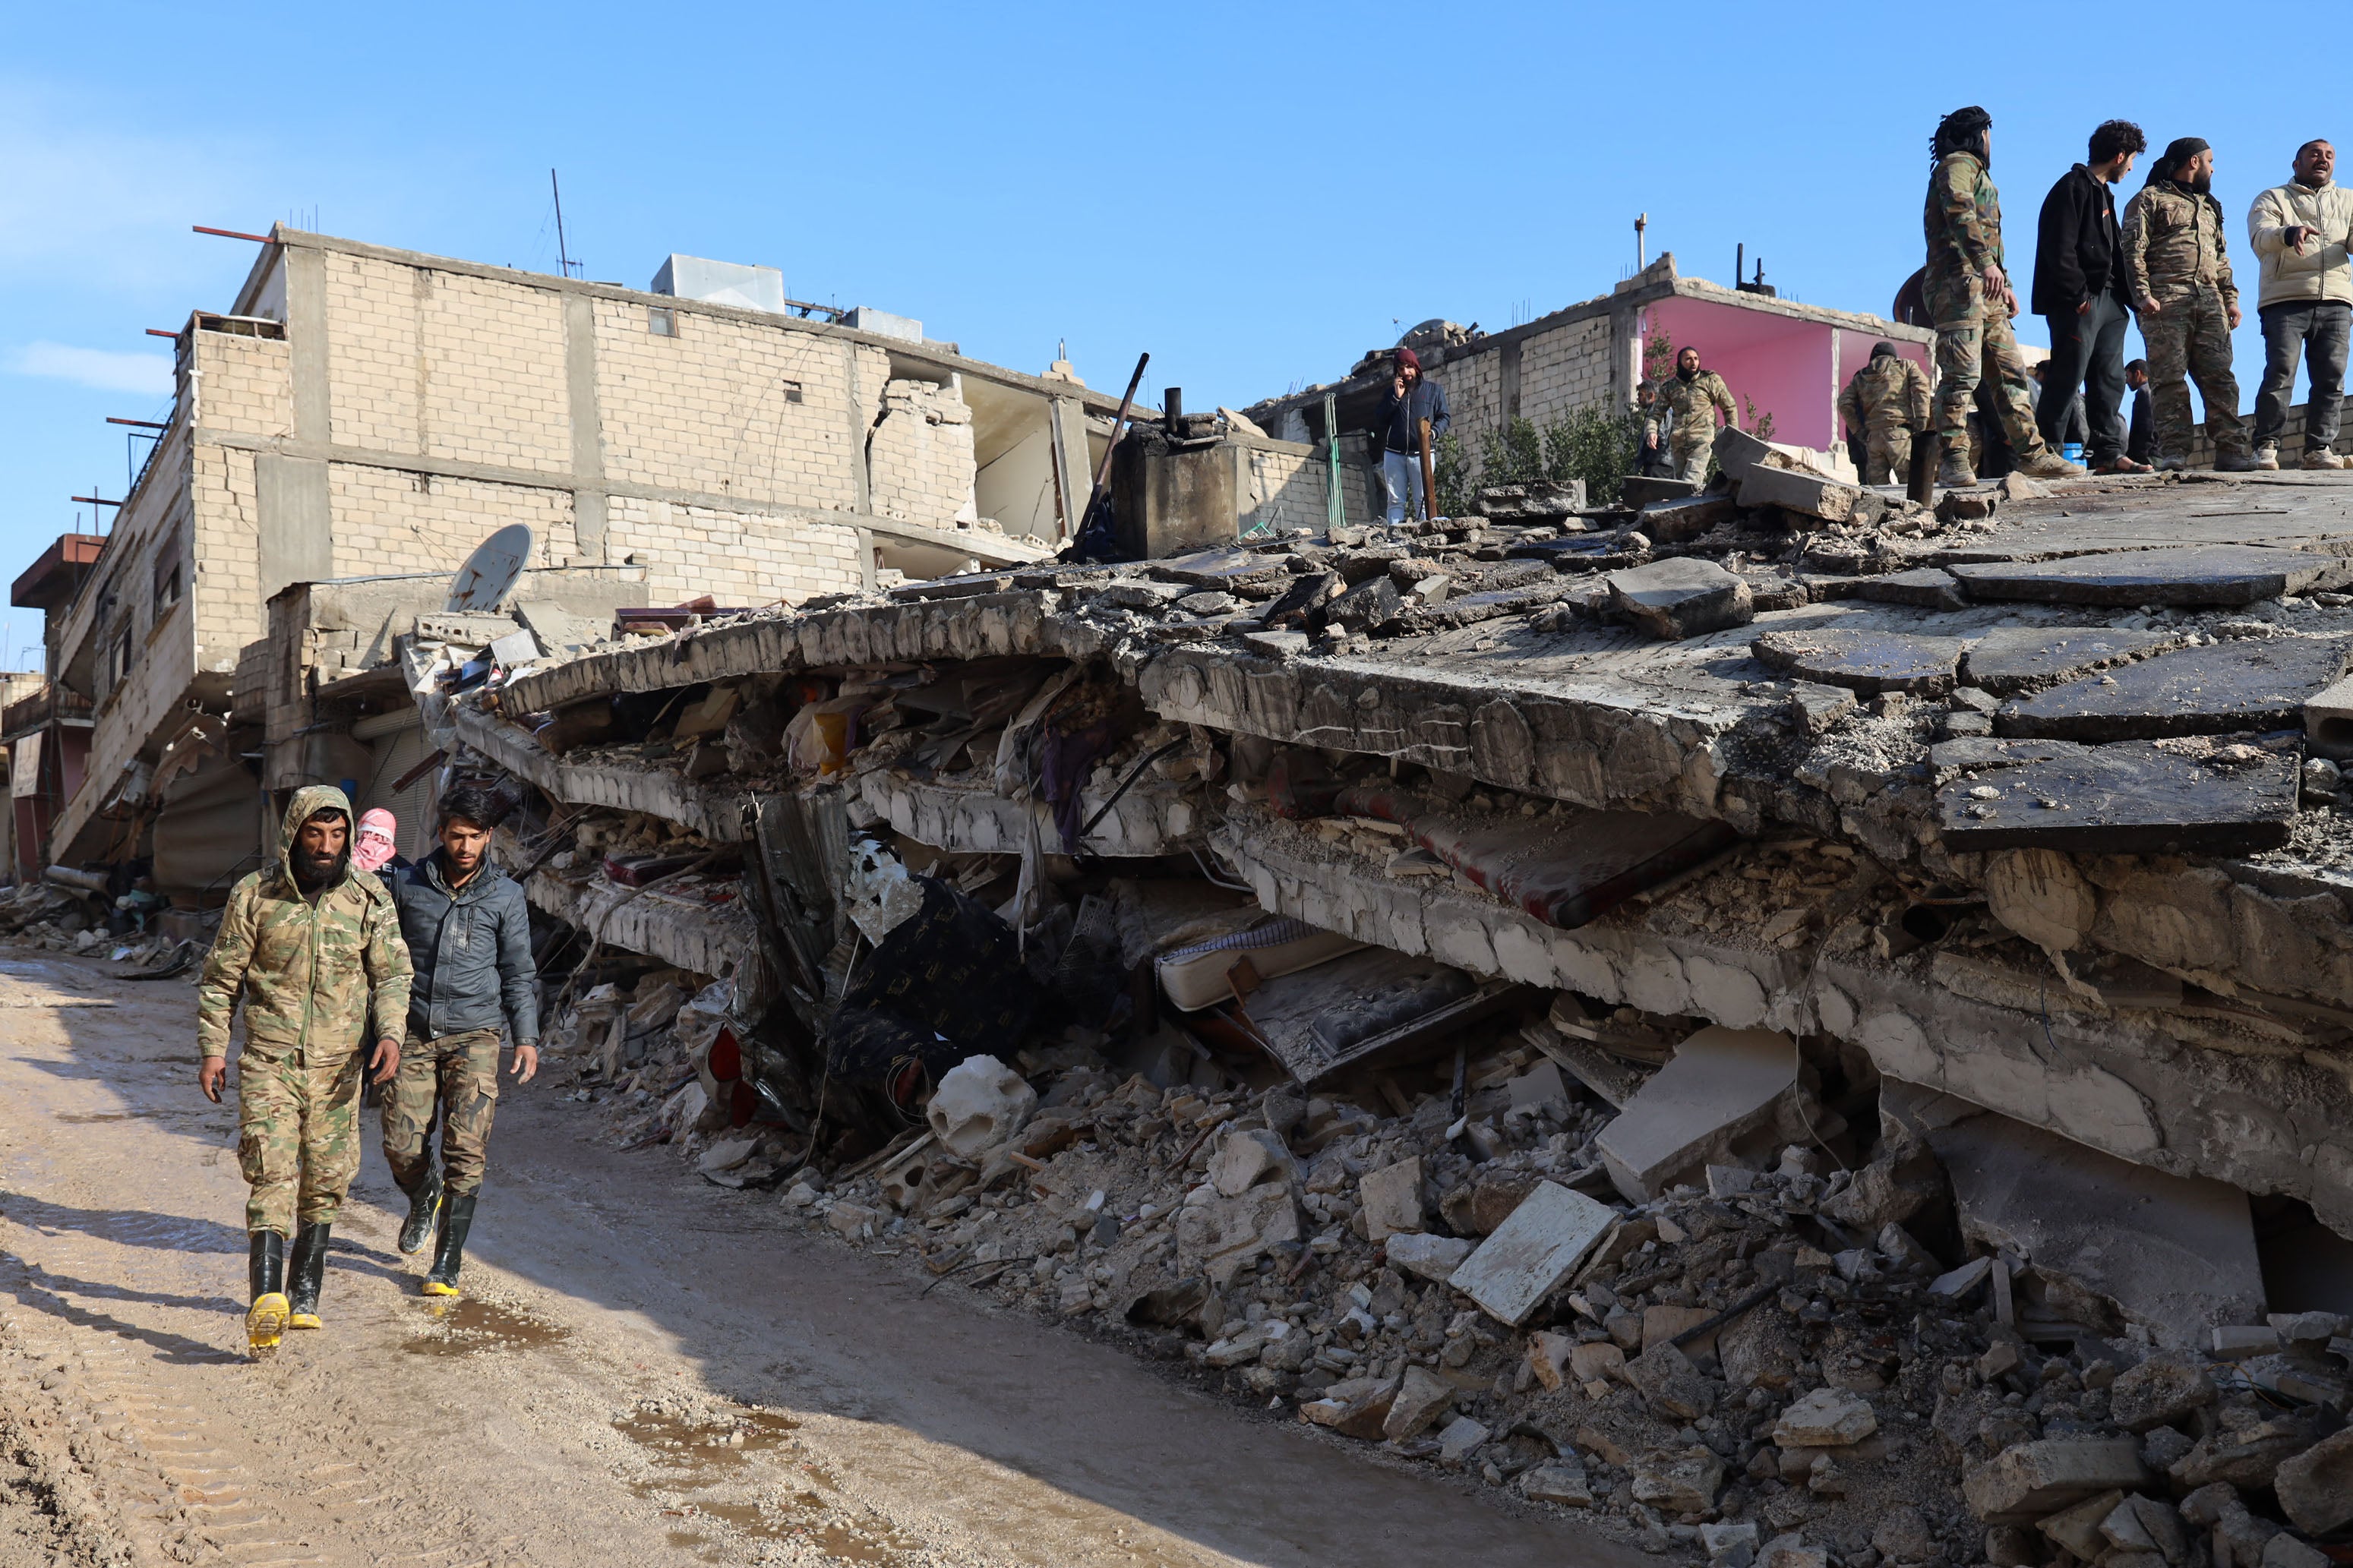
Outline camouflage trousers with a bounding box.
[238,1046,364,1236]
[1666,434,1712,484]
[2141,285,2248,460]
[1858,426,1916,487]
[381,1029,502,1197]
[1931,301,2046,459]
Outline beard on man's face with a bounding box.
[293,842,346,888]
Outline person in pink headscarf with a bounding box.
[353,809,403,875]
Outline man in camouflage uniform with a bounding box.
[384,781,538,1298]
[2124,137,2257,472]
[1644,346,1737,482]
[198,785,409,1355]
[1924,106,2086,487]
[1837,342,1934,484]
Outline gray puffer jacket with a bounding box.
[390,850,539,1045]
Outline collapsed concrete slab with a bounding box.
[523,865,758,995]
[1961,626,2186,696]
[1751,627,1967,696]
[1893,1086,2266,1348]
[457,707,750,843]
[1947,546,2340,608]
[1995,636,2349,741]
[1936,738,2300,856]
[851,769,1202,858]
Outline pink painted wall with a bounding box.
[1647,296,1835,449]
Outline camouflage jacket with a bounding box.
[1838,356,1932,435]
[1925,151,2005,305]
[1645,370,1736,445]
[2123,180,2238,308]
[197,784,412,1063]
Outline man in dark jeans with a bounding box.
[384,781,539,1297]
[2247,139,2351,469]
[2034,119,2149,474]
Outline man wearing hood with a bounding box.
[1645,346,1736,484]
[1837,342,1932,485]
[383,781,538,1298]
[2123,137,2256,472]
[1923,106,2087,487]
[197,786,410,1355]
[2247,139,2352,469]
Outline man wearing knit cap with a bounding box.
[1645,346,1736,484]
[2122,137,2256,472]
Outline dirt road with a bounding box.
[0,950,1646,1568]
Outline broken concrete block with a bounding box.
[1596,1027,1798,1202]
[1928,1256,1994,1300]
[1929,1109,2264,1349]
[1208,1128,1295,1198]
[1298,1374,1400,1440]
[1638,493,1740,542]
[1998,636,2349,741]
[2261,1536,2331,1568]
[1175,1183,1303,1286]
[1935,737,2299,857]
[1629,1443,1726,1513]
[1383,1231,1473,1283]
[1873,1508,1933,1565]
[1857,567,1968,610]
[2276,1427,2353,1535]
[1963,624,2185,696]
[1620,475,1701,508]
[1445,1178,1616,1326]
[1357,1157,1423,1240]
[1507,1059,1571,1116]
[1785,680,1859,735]
[1963,1437,2151,1523]
[698,1135,758,1174]
[1982,847,2099,954]
[2102,1494,2191,1566]
[2211,1325,2282,1360]
[2108,1355,2218,1432]
[1719,1306,1800,1390]
[1622,1341,1716,1419]
[1947,545,2336,607]
[827,1199,883,1238]
[1435,1414,1490,1467]
[927,1055,1037,1159]
[1380,1364,1456,1440]
[1240,629,1311,658]
[1326,573,1401,632]
[1704,1522,1761,1568]
[1526,1329,1578,1390]
[1606,557,1755,639]
[1751,626,1967,696]
[2172,1408,2336,1491]
[2302,673,2353,754]
[1568,1340,1627,1385]
[1739,462,1865,522]
[1261,569,1344,629]
[2040,1488,2130,1560]
[1522,1462,1596,1506]
[1773,1388,1878,1448]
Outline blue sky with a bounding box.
[2,2,2337,663]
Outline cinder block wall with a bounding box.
[868,380,977,526]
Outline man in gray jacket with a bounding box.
[2248,138,2353,469]
[383,781,539,1296]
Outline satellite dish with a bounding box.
[447,525,534,613]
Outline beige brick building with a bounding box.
[36,227,1123,875]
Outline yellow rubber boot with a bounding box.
[246,1232,289,1357]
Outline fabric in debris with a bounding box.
[823,876,1043,1104]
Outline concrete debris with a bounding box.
[1962,626,2187,696]
[1595,1027,1800,1202]
[1606,557,1756,640]
[1996,636,2350,742]
[927,1055,1038,1159]
[1934,737,2301,856]
[1446,1178,1616,1326]
[1947,545,2339,607]
[1963,1437,2151,1523]
[1752,627,1967,696]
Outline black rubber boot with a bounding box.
[422,1192,476,1297]
[396,1166,442,1256]
[287,1223,330,1329]
[246,1231,289,1356]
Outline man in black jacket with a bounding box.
[382,781,539,1297]
[1376,348,1449,522]
[2034,119,2149,473]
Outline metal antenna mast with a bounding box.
[551,169,580,279]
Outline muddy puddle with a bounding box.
[616,1406,915,1563]
[403,1296,573,1357]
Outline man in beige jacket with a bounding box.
[2247,139,2352,469]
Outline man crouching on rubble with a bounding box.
[197,786,410,1355]
[382,782,538,1298]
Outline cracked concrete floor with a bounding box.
[0,950,1647,1568]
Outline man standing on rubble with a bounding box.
[2123,137,2257,472]
[2032,119,2147,474]
[197,786,409,1355]
[1645,346,1736,483]
[383,781,538,1298]
[2247,138,2352,469]
[1375,348,1449,522]
[1837,342,1932,484]
[1924,106,2087,487]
